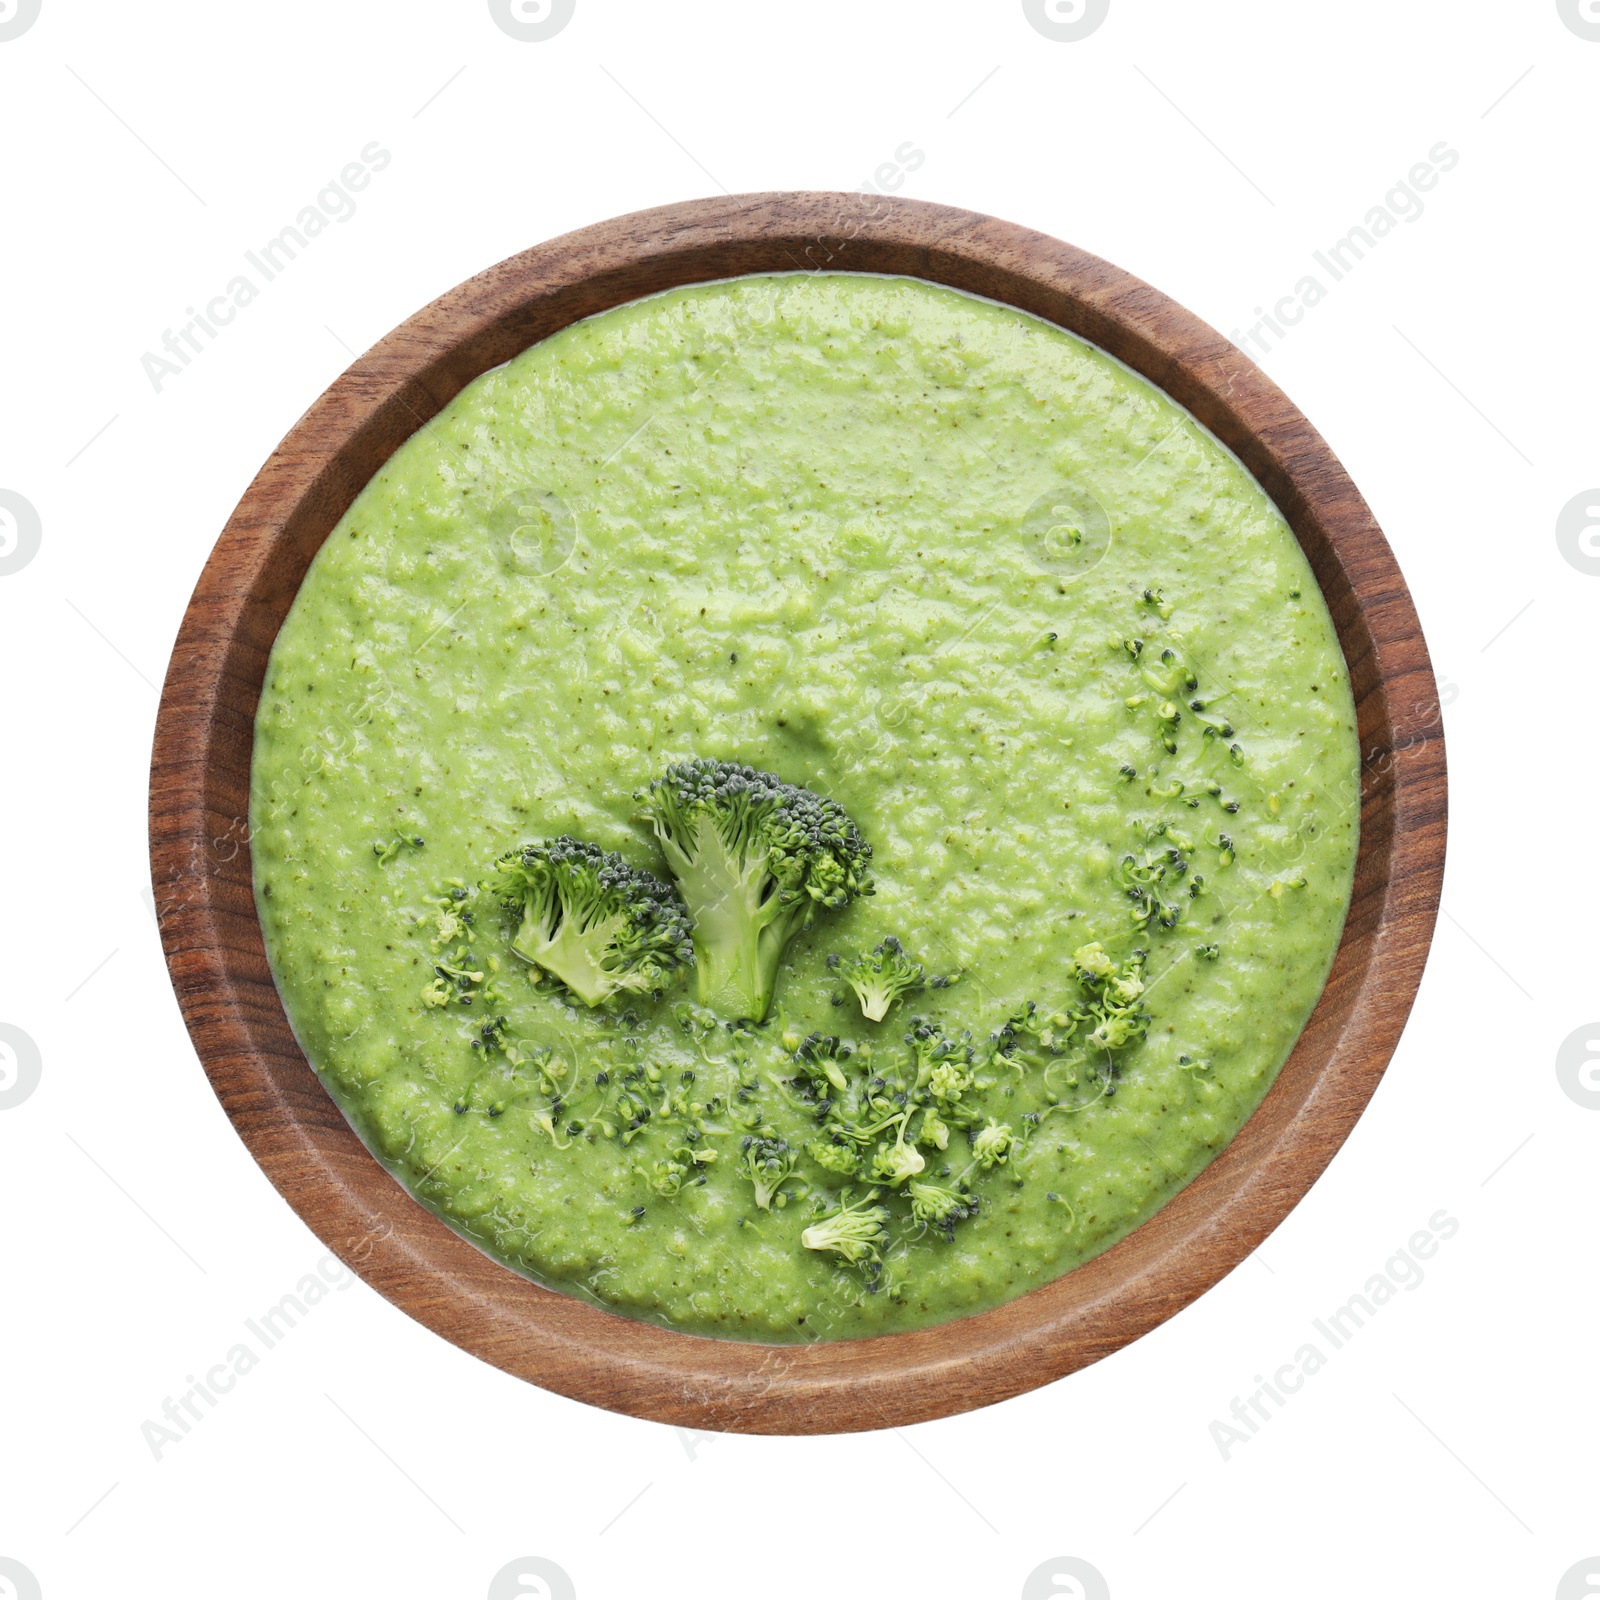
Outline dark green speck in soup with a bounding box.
[250,273,1358,1341]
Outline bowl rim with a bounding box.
[148,191,1447,1435]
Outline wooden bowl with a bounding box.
[149,193,1446,1434]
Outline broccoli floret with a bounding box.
[971,1119,1015,1169]
[740,1135,798,1209]
[488,837,693,1008]
[907,1179,978,1239]
[638,760,874,1021]
[840,935,925,1022]
[801,1192,890,1264]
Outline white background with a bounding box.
[1,2,1595,1597]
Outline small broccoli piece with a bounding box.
[373,834,425,865]
[1072,942,1115,982]
[1106,961,1145,1007]
[1091,1010,1145,1050]
[840,935,926,1022]
[927,1057,973,1101]
[1139,643,1198,697]
[423,958,484,1008]
[416,883,488,1010]
[907,1179,978,1239]
[1119,844,1189,931]
[531,1110,572,1149]
[488,838,693,1008]
[807,1137,868,1179]
[993,1000,1076,1062]
[904,1019,985,1133]
[638,759,874,1022]
[1073,944,1151,1055]
[431,902,467,949]
[870,1123,926,1185]
[740,1135,798,1209]
[467,1015,527,1099]
[792,1030,852,1094]
[650,1154,690,1198]
[470,1015,508,1054]
[801,1192,890,1265]
[908,1020,963,1085]
[1141,585,1174,620]
[972,1120,1015,1169]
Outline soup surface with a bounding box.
[251,273,1358,1341]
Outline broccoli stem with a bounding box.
[656,812,795,1021]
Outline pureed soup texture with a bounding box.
[251,273,1358,1342]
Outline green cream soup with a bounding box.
[251,273,1357,1341]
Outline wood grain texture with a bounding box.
[149,193,1447,1434]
